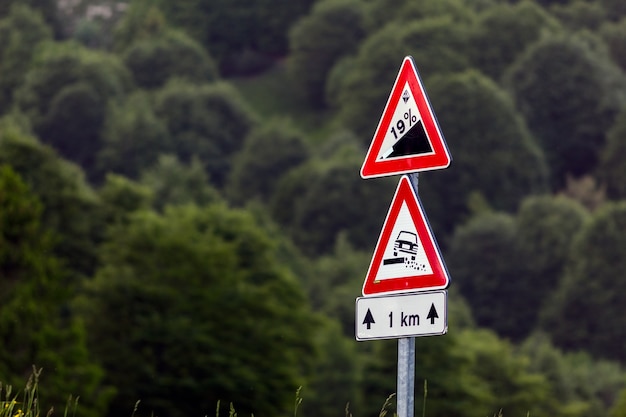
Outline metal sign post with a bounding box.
[396,173,420,417]
[397,337,416,417]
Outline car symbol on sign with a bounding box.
[393,231,418,260]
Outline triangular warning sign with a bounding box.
[361,56,451,179]
[362,175,450,296]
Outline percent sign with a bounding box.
[389,109,418,140]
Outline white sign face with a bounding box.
[355,291,447,341]
[362,176,450,296]
[376,200,433,281]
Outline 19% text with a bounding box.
[390,109,418,139]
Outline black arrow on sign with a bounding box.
[427,303,439,324]
[363,308,375,329]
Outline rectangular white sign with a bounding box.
[355,291,447,341]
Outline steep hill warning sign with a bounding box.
[360,56,451,178]
[362,175,450,296]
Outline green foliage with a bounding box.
[310,234,370,334]
[14,41,133,178]
[522,333,625,417]
[303,320,362,417]
[123,29,219,89]
[288,0,366,107]
[600,0,626,21]
[77,203,317,417]
[419,70,549,239]
[0,0,61,37]
[73,18,106,49]
[140,154,222,211]
[0,165,112,417]
[454,330,550,417]
[550,0,608,31]
[611,387,626,417]
[113,0,168,52]
[98,91,171,179]
[357,340,398,417]
[0,165,46,292]
[448,212,530,339]
[227,118,310,206]
[449,194,588,341]
[516,195,588,321]
[540,201,626,362]
[0,5,52,115]
[152,80,257,187]
[155,0,316,75]
[0,126,102,279]
[600,18,626,72]
[99,174,154,225]
[504,32,626,189]
[364,0,476,31]
[469,1,562,81]
[598,105,626,200]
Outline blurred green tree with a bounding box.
[550,0,607,31]
[155,0,316,75]
[364,0,475,32]
[598,105,626,200]
[448,212,531,339]
[469,1,562,81]
[123,29,219,89]
[0,125,102,280]
[99,173,154,226]
[140,154,222,211]
[448,194,588,341]
[112,0,168,52]
[76,203,316,417]
[516,195,588,326]
[98,91,171,179]
[600,0,626,21]
[14,41,133,179]
[0,0,61,37]
[0,5,52,115]
[522,332,625,417]
[152,80,257,187]
[288,0,366,107]
[303,320,362,417]
[540,201,626,362]
[600,18,626,72]
[0,164,113,417]
[504,33,626,190]
[309,234,369,335]
[227,118,310,206]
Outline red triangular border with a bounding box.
[362,176,450,296]
[360,56,451,178]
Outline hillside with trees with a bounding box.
[1,1,626,417]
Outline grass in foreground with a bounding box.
[0,367,78,417]
[1,371,512,417]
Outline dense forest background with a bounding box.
[1,0,626,416]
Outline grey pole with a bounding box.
[397,172,419,417]
[397,337,416,417]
